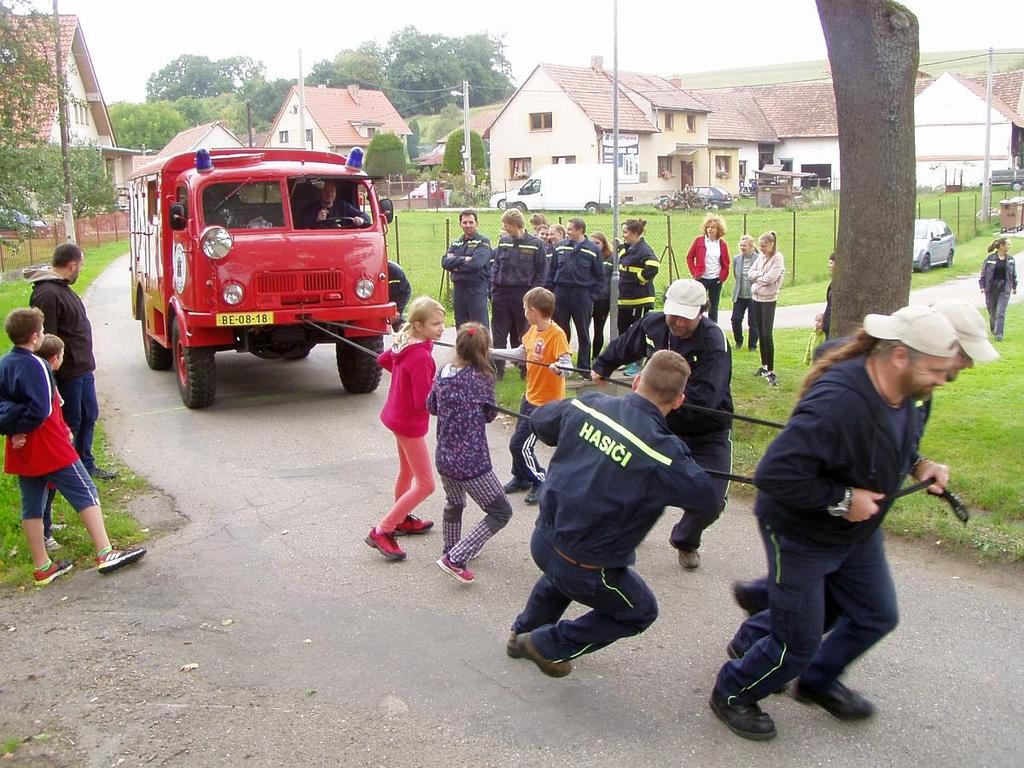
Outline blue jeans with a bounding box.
[512,527,659,662]
[714,520,898,704]
[57,372,99,473]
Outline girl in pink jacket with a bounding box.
[748,231,786,386]
[366,297,445,561]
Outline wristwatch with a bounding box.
[827,487,853,517]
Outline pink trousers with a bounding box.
[376,433,436,533]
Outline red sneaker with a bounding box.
[95,546,146,574]
[436,555,474,583]
[393,514,434,536]
[365,528,407,560]
[34,559,73,586]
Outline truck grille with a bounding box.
[256,271,343,296]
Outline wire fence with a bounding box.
[0,212,130,274]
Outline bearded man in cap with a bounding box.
[709,305,958,741]
[592,278,733,571]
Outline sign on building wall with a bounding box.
[601,133,639,183]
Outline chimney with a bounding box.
[591,56,603,73]
[669,77,682,89]
[347,83,360,103]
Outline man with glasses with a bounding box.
[710,305,958,741]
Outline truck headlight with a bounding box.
[201,226,233,260]
[355,278,375,299]
[222,282,244,305]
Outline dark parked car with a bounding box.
[0,209,47,235]
[912,218,955,272]
[691,186,734,209]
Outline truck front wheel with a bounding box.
[336,335,383,394]
[173,321,216,409]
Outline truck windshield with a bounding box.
[289,177,369,229]
[202,181,285,230]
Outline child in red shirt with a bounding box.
[366,297,445,561]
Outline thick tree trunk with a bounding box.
[817,0,919,337]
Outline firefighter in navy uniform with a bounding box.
[545,217,604,374]
[490,208,547,377]
[441,209,492,328]
[507,350,718,678]
[386,261,412,332]
[592,278,733,571]
[616,218,660,336]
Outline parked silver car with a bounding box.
[913,219,955,271]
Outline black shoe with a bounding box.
[503,478,531,494]
[513,633,572,678]
[506,631,523,658]
[90,466,118,481]
[524,485,541,505]
[709,689,777,741]
[733,580,768,617]
[793,679,874,720]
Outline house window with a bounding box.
[366,127,377,139]
[510,157,532,179]
[529,112,553,132]
[758,143,775,169]
[686,114,696,132]
[664,113,674,131]
[551,155,576,165]
[715,155,732,179]
[657,156,673,178]
[279,130,289,143]
[305,129,313,145]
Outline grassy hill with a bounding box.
[674,48,1024,89]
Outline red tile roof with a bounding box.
[270,85,411,148]
[537,64,657,133]
[156,121,245,158]
[617,72,708,112]
[736,81,839,138]
[689,88,778,143]
[960,71,1024,127]
[470,108,500,137]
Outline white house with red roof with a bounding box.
[264,84,411,156]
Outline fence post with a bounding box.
[742,212,747,235]
[394,215,401,262]
[956,196,960,240]
[95,216,101,247]
[114,213,119,241]
[974,193,978,238]
[833,207,838,250]
[791,209,797,286]
[917,201,921,218]
[938,198,942,221]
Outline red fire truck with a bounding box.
[127,147,396,408]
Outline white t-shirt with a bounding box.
[702,237,722,280]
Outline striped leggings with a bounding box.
[440,471,513,567]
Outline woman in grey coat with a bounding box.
[979,238,1018,341]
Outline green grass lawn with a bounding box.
[488,302,1024,563]
[0,239,147,588]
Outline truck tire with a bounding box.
[139,295,172,371]
[584,202,599,214]
[172,321,216,409]
[336,335,383,393]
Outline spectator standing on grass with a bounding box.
[616,219,659,377]
[441,209,492,329]
[589,232,615,358]
[730,235,759,353]
[979,237,1017,342]
[748,231,785,387]
[490,209,547,378]
[546,217,603,375]
[28,243,117,481]
[686,214,730,323]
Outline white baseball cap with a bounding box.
[931,298,999,363]
[862,305,958,358]
[663,279,708,320]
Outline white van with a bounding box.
[490,164,614,213]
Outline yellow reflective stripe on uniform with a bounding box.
[644,260,660,268]
[617,296,656,306]
[644,335,657,350]
[518,245,540,251]
[625,266,644,274]
[570,399,671,466]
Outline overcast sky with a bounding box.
[31,0,1023,104]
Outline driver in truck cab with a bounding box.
[298,181,370,227]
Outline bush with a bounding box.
[441,130,486,177]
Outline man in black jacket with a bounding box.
[709,305,958,742]
[441,209,492,328]
[507,350,717,678]
[545,217,604,374]
[29,244,116,480]
[490,208,547,377]
[592,278,733,570]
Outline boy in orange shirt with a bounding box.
[497,287,571,504]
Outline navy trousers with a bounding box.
[715,520,899,705]
[730,297,759,350]
[491,286,529,374]
[512,527,659,662]
[553,286,594,372]
[57,372,99,473]
[509,398,545,485]
[453,283,489,329]
[669,429,732,551]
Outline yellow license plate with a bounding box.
[215,312,274,327]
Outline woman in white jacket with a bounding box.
[748,231,785,386]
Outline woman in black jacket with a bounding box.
[979,237,1018,341]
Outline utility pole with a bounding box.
[462,80,473,184]
[981,46,993,223]
[297,50,306,149]
[52,0,75,243]
[609,0,620,339]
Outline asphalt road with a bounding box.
[2,256,1022,767]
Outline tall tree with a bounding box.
[309,43,386,89]
[817,0,919,336]
[441,130,486,176]
[18,145,116,217]
[240,76,294,133]
[146,54,264,101]
[109,101,187,151]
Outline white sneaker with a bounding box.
[45,536,62,551]
[50,523,67,531]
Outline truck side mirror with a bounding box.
[379,198,394,224]
[169,202,187,231]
